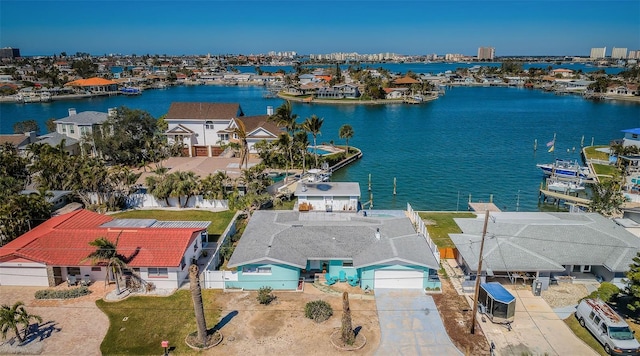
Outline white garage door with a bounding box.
[374,269,424,289]
[0,266,49,286]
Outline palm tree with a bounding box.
[171,171,200,208]
[339,124,354,157]
[200,171,229,200]
[302,115,323,168]
[0,301,42,343]
[232,119,249,169]
[271,100,298,137]
[276,133,292,180]
[340,292,355,345]
[189,264,208,346]
[84,235,128,294]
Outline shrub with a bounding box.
[35,286,91,299]
[257,286,275,305]
[305,300,333,323]
[584,282,620,303]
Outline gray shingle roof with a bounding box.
[228,211,439,269]
[450,212,640,273]
[54,111,108,125]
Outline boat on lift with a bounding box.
[536,159,590,179]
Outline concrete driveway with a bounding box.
[479,288,597,356]
[374,289,462,356]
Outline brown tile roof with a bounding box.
[393,76,420,85]
[165,102,244,121]
[238,115,283,137]
[0,134,29,147]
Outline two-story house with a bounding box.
[36,108,111,155]
[164,102,282,157]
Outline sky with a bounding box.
[1,0,639,57]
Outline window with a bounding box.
[242,266,272,274]
[180,257,186,270]
[148,267,168,278]
[69,125,75,134]
[91,267,101,272]
[67,267,81,276]
[589,311,596,320]
[193,241,198,252]
[342,261,353,267]
[205,121,214,130]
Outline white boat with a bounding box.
[536,159,590,179]
[546,177,586,194]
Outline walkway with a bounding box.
[374,289,462,355]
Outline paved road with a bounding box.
[374,289,463,356]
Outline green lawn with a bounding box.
[112,210,236,241]
[96,290,221,355]
[583,145,610,161]
[592,163,619,179]
[564,313,608,356]
[418,212,477,248]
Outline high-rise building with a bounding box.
[477,47,495,60]
[0,47,20,59]
[629,50,639,60]
[590,47,606,59]
[611,47,628,59]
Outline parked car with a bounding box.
[575,298,640,355]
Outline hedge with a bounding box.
[35,286,91,299]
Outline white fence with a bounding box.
[406,203,440,265]
[202,270,238,289]
[200,210,243,289]
[127,193,228,209]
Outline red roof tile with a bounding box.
[0,210,203,268]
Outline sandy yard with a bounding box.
[0,283,112,355]
[0,281,380,356]
[208,282,380,355]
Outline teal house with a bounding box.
[226,209,441,291]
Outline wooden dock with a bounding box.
[468,202,502,212]
[539,189,591,208]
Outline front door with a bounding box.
[52,267,63,285]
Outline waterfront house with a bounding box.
[550,68,574,78]
[392,75,420,86]
[383,87,409,99]
[606,84,639,97]
[621,128,640,148]
[64,77,118,94]
[224,115,282,154]
[296,182,360,212]
[36,108,111,156]
[298,74,316,85]
[0,209,209,289]
[449,212,640,291]
[225,209,441,291]
[316,84,361,99]
[164,102,282,157]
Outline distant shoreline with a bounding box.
[277,93,439,105]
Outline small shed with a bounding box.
[478,282,516,323]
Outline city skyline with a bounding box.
[1,0,639,57]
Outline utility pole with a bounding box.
[470,210,490,334]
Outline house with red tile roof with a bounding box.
[64,77,118,94]
[0,210,209,289]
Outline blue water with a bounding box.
[1,82,638,212]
